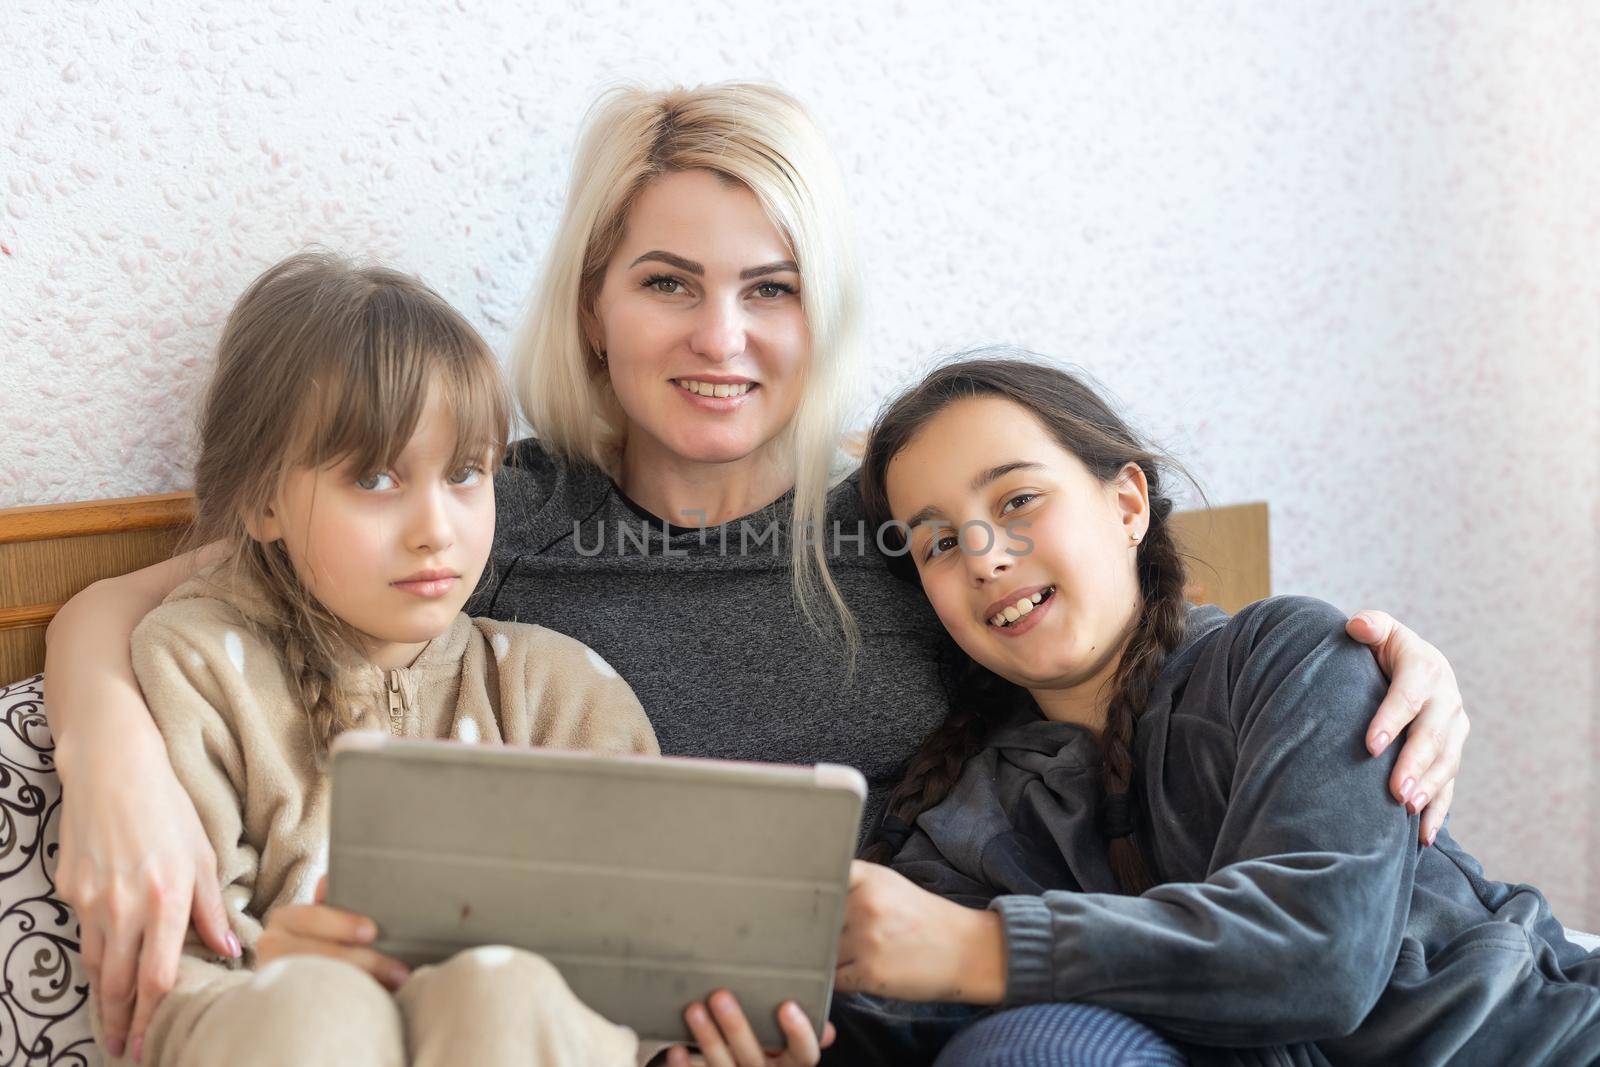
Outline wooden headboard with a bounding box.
[0,493,1269,683]
[0,494,195,682]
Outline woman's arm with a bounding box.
[45,549,209,765]
[42,547,235,1060]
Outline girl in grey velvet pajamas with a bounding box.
[833,354,1600,1067]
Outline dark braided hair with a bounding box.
[857,353,1193,894]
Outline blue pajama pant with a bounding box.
[824,993,1187,1067]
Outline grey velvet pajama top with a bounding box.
[891,596,1600,1067]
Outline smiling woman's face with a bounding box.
[589,168,811,472]
[885,395,1149,696]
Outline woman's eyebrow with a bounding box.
[626,251,798,280]
[740,259,798,279]
[629,250,703,274]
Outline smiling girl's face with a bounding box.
[588,168,811,476]
[885,395,1150,705]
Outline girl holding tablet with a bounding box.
[104,251,661,1065]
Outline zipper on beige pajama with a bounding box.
[386,669,407,736]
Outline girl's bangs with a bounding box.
[434,348,512,472]
[295,303,509,479]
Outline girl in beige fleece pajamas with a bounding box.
[92,251,658,1067]
[118,579,656,1067]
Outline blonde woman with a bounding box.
[46,83,1472,1066]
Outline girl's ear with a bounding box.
[242,501,283,544]
[1112,462,1150,544]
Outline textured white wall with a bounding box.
[3,3,1597,923]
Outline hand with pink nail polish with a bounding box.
[1346,609,1470,846]
[56,725,240,1063]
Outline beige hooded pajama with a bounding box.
[97,570,658,1066]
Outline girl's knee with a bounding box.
[405,945,586,1024]
[246,955,393,1012]
[429,944,568,992]
[189,957,402,1066]
[401,947,635,1064]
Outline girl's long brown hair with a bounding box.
[858,353,1191,894]
[184,250,509,753]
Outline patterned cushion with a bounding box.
[0,674,97,1065]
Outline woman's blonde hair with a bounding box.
[511,82,863,652]
[187,250,510,752]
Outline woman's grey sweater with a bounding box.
[472,438,955,838]
[891,596,1600,1067]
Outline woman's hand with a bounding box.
[55,731,238,1062]
[257,876,410,990]
[665,990,834,1067]
[1346,610,1470,846]
[834,861,1005,1004]
[45,552,232,1057]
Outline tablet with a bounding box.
[325,734,865,1048]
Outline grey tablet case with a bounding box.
[326,735,864,1048]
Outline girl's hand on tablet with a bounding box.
[1346,609,1468,846]
[256,876,411,990]
[835,860,1006,1004]
[668,990,835,1066]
